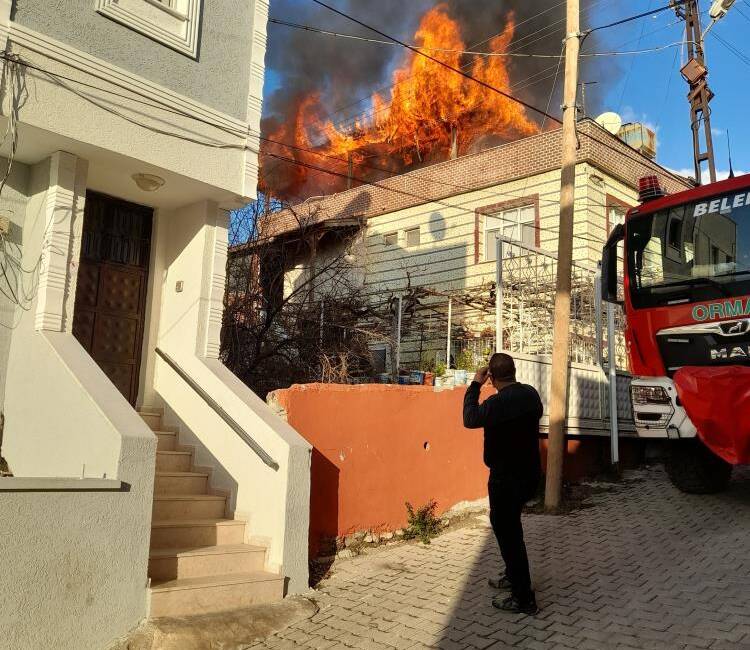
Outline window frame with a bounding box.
[475,196,540,263]
[405,227,421,248]
[605,194,632,235]
[95,0,202,58]
[383,232,398,247]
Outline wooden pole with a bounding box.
[544,0,580,512]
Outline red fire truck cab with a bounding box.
[602,174,750,493]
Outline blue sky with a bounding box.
[263,1,750,181]
[588,0,750,179]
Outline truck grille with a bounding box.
[656,319,750,377]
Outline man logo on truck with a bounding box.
[710,345,750,360]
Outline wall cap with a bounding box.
[0,477,124,491]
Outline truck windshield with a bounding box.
[627,188,750,308]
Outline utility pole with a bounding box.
[545,0,580,512]
[675,0,717,184]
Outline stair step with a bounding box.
[150,519,246,549]
[148,544,266,581]
[156,450,192,472]
[155,471,208,495]
[149,572,284,618]
[153,494,227,521]
[154,431,177,451]
[139,411,163,430]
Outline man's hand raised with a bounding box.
[473,367,490,385]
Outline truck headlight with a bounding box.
[631,385,671,405]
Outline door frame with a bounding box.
[74,191,154,406]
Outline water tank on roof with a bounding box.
[617,122,657,160]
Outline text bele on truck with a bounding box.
[602,174,750,493]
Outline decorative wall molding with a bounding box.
[0,0,11,51]
[95,0,201,59]
[244,0,268,199]
[3,21,247,135]
[205,208,229,359]
[35,152,85,332]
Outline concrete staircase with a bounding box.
[140,408,285,618]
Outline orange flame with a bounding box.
[262,4,539,200]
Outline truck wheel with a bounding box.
[665,439,732,494]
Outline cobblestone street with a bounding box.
[248,466,750,650]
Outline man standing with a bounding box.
[463,353,543,615]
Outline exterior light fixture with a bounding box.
[132,173,165,192]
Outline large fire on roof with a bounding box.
[260,3,548,202]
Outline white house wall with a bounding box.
[0,153,156,650]
[12,0,253,121]
[0,157,30,406]
[363,165,598,301]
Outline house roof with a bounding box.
[239,119,692,248]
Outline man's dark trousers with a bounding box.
[488,474,535,601]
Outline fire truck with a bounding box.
[602,174,750,493]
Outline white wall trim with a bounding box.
[4,21,248,135]
[95,0,202,59]
[35,152,86,332]
[205,210,228,359]
[244,0,268,199]
[0,477,123,491]
[0,0,10,50]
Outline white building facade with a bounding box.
[0,2,311,648]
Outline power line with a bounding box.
[309,0,562,125]
[316,0,573,127]
[710,30,750,66]
[586,1,686,34]
[270,19,690,59]
[0,47,688,241]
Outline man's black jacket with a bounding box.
[463,381,543,486]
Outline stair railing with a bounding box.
[155,347,280,471]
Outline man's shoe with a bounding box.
[488,574,513,590]
[491,593,540,615]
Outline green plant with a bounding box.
[455,349,475,371]
[418,353,436,373]
[403,500,442,544]
[435,361,447,377]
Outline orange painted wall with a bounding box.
[272,383,637,558]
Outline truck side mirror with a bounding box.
[601,223,624,305]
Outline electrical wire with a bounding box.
[317,0,574,127]
[0,45,689,250]
[271,17,689,59]
[585,1,685,34]
[309,0,561,124]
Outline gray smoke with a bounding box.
[262,1,610,197]
[264,1,607,127]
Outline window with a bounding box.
[485,205,535,261]
[608,204,627,234]
[384,232,398,247]
[371,348,387,374]
[96,0,202,58]
[406,227,421,247]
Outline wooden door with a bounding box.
[73,192,153,406]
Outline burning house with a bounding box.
[226,2,691,397]
[229,119,691,382]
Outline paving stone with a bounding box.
[253,467,750,650]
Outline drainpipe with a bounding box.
[607,302,620,468]
[446,297,453,369]
[495,238,504,353]
[395,295,402,378]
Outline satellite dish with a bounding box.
[595,111,623,135]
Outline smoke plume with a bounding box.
[262,0,606,201]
